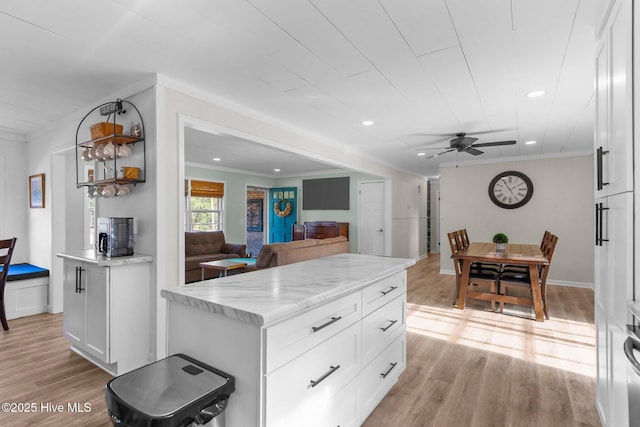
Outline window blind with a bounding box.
[186,180,224,198]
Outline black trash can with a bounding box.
[105,354,235,427]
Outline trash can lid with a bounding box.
[106,354,234,418]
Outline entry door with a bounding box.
[269,187,297,243]
[358,181,385,256]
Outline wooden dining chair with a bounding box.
[501,230,552,275]
[459,229,501,273]
[458,229,470,248]
[0,238,17,330]
[448,231,499,311]
[498,234,558,319]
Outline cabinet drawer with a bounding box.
[265,291,361,373]
[359,333,406,421]
[268,381,358,427]
[362,295,405,365]
[265,322,361,426]
[362,271,406,315]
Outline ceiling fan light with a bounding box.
[526,90,546,98]
[417,152,426,156]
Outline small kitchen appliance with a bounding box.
[97,217,135,257]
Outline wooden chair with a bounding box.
[501,230,552,275]
[498,234,558,319]
[458,229,501,273]
[458,229,470,248]
[0,238,17,330]
[448,232,499,311]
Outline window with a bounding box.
[185,179,224,231]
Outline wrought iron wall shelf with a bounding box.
[75,99,146,198]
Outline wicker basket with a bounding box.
[90,122,123,140]
[122,167,140,179]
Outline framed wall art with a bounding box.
[247,199,263,232]
[29,173,45,208]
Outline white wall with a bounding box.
[156,83,427,357]
[439,155,594,287]
[0,135,28,263]
[21,81,157,360]
[276,171,383,253]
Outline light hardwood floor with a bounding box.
[0,255,600,426]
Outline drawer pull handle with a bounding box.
[312,316,342,332]
[380,362,398,379]
[380,286,398,296]
[310,365,340,388]
[380,319,398,332]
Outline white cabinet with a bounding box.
[265,322,361,426]
[595,193,632,426]
[594,0,634,425]
[60,254,151,375]
[63,261,108,362]
[166,267,409,427]
[594,0,633,198]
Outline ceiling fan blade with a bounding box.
[460,128,514,135]
[472,140,517,147]
[415,146,450,151]
[464,147,484,156]
[425,148,456,159]
[414,128,513,137]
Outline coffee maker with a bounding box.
[97,217,135,257]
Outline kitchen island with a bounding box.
[161,253,415,427]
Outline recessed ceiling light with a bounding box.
[362,120,374,126]
[525,140,537,145]
[274,168,280,172]
[417,152,426,156]
[212,157,221,161]
[526,90,546,98]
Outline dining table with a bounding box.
[453,242,549,321]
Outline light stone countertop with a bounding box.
[57,250,153,266]
[161,253,415,326]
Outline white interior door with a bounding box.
[358,181,385,256]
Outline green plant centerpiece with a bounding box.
[492,233,509,251]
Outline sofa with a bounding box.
[185,231,247,283]
[246,236,349,271]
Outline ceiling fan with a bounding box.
[416,132,516,159]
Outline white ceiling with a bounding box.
[0,0,596,178]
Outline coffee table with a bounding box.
[199,259,248,281]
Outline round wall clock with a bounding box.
[488,171,534,209]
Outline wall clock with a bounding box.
[488,171,534,209]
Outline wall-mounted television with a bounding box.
[302,177,350,210]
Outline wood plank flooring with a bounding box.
[0,255,600,426]
[362,254,600,427]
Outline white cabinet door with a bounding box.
[595,0,633,197]
[595,305,608,425]
[606,193,633,328]
[608,0,633,196]
[63,261,84,346]
[83,264,109,362]
[609,326,630,427]
[62,260,109,363]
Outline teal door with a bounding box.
[269,187,297,242]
